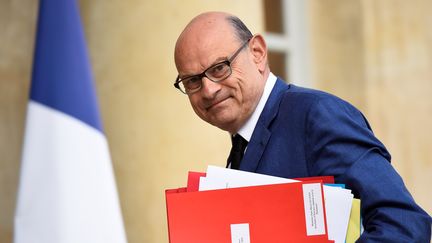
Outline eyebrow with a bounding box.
[180,56,228,79]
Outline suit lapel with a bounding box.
[240,79,290,172]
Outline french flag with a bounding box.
[14,0,127,242]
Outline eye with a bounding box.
[207,63,229,78]
[183,76,201,90]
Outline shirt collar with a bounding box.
[236,72,277,141]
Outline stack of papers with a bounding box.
[166,165,361,243]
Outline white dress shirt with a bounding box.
[236,72,277,142]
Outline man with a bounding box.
[174,12,431,242]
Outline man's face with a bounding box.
[175,22,265,133]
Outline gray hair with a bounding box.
[226,16,253,42]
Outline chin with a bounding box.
[209,118,237,132]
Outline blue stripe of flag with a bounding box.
[30,0,102,132]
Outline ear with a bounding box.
[249,34,268,73]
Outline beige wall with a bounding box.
[0,0,430,243]
[309,0,432,214]
[309,0,366,108]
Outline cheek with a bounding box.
[230,68,254,99]
[189,97,206,117]
[188,97,199,110]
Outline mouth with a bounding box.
[205,97,230,111]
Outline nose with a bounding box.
[200,76,221,99]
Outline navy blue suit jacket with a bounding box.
[239,79,431,242]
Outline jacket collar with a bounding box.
[239,78,290,172]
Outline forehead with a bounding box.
[175,18,240,75]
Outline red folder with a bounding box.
[186,171,206,192]
[295,176,335,184]
[166,181,332,243]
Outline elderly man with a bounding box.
[173,12,431,242]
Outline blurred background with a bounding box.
[1,0,431,242]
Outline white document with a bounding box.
[200,165,353,243]
[230,223,251,243]
[323,185,354,243]
[302,183,326,236]
[200,165,297,190]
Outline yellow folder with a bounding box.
[345,198,361,242]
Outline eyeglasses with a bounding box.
[174,38,251,95]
